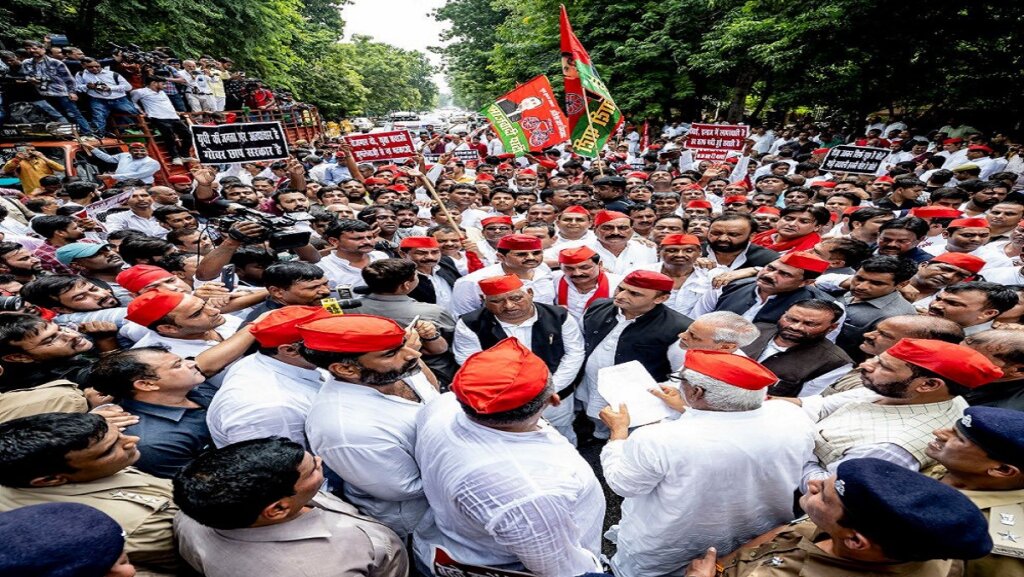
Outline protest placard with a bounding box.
[820,145,891,174]
[685,124,748,162]
[424,149,481,163]
[432,547,532,577]
[343,130,416,163]
[191,122,290,164]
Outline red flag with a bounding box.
[559,5,622,158]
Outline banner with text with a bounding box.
[191,122,289,164]
[424,149,482,163]
[482,75,570,158]
[432,547,532,577]
[344,130,417,163]
[560,5,623,158]
[820,145,890,174]
[685,123,748,162]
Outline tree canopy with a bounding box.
[0,0,439,117]
[434,0,1024,131]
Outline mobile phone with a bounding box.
[220,265,236,291]
[335,285,354,300]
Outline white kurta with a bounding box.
[448,263,555,317]
[305,371,439,538]
[635,263,711,318]
[601,403,815,577]
[413,394,605,577]
[317,250,389,292]
[549,271,623,326]
[207,352,323,448]
[588,240,658,275]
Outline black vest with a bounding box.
[742,324,853,397]
[461,303,567,375]
[408,256,461,305]
[582,300,692,383]
[715,278,836,325]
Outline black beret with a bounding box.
[0,503,125,577]
[834,458,992,561]
[957,406,1024,468]
[593,176,626,187]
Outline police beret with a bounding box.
[593,176,627,187]
[834,458,992,561]
[957,406,1024,469]
[0,502,125,577]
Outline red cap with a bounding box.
[559,246,597,264]
[873,175,895,184]
[886,338,1002,388]
[930,252,986,274]
[116,265,174,294]
[496,234,542,250]
[497,153,515,160]
[399,236,440,249]
[249,306,334,348]
[476,173,495,182]
[728,180,750,190]
[968,145,993,154]
[364,177,388,185]
[621,270,674,292]
[943,137,964,145]
[684,350,778,390]
[842,206,864,216]
[377,164,400,174]
[779,251,830,273]
[386,184,408,193]
[681,184,704,192]
[451,338,549,414]
[754,206,781,216]
[481,215,514,228]
[949,217,990,229]
[562,205,590,216]
[809,180,836,188]
[812,147,831,155]
[517,168,537,177]
[723,195,748,204]
[126,290,185,327]
[626,171,649,181]
[497,162,513,170]
[659,234,701,246]
[594,210,630,227]
[686,200,713,210]
[479,274,524,296]
[910,206,962,219]
[167,174,192,185]
[724,156,739,164]
[127,142,146,149]
[297,314,406,353]
[537,159,558,170]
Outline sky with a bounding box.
[342,0,452,95]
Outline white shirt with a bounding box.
[449,263,555,317]
[601,403,814,577]
[103,210,167,236]
[983,265,1024,285]
[317,250,388,292]
[452,308,585,393]
[635,263,711,318]
[130,87,180,120]
[589,239,657,275]
[207,353,323,448]
[130,315,241,387]
[459,208,490,230]
[89,149,161,184]
[581,312,650,418]
[412,394,604,577]
[550,271,622,326]
[305,371,439,538]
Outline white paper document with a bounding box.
[597,361,677,427]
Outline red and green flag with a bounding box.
[559,4,623,158]
[481,75,570,157]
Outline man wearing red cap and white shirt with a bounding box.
[126,290,243,387]
[401,236,461,310]
[475,215,514,265]
[581,270,692,436]
[797,338,1002,489]
[103,186,167,238]
[635,234,712,317]
[551,246,622,325]
[588,210,657,275]
[208,306,332,448]
[413,338,605,577]
[301,314,439,539]
[453,275,584,443]
[935,137,969,169]
[925,217,1013,269]
[449,234,554,317]
[599,351,814,577]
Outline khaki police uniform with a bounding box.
[0,379,88,423]
[960,487,1024,577]
[718,519,951,577]
[0,467,178,572]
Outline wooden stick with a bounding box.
[418,173,463,238]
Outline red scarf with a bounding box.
[751,230,821,253]
[466,251,486,273]
[557,272,610,309]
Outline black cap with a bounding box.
[0,503,126,577]
[957,406,1024,469]
[593,176,626,188]
[834,458,992,561]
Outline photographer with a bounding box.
[19,40,92,134]
[130,77,193,165]
[0,51,68,124]
[74,58,139,134]
[1,143,65,194]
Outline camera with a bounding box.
[211,207,312,251]
[0,296,24,312]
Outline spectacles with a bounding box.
[484,226,512,232]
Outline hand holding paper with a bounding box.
[597,361,677,428]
